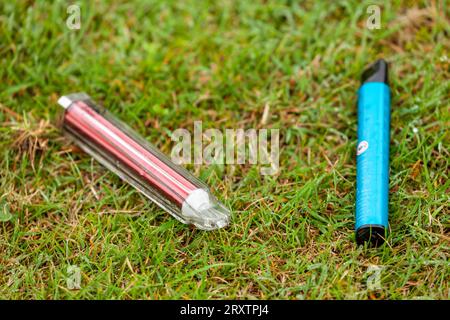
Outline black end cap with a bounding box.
[356,225,386,247]
[361,59,389,85]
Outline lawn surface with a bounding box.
[0,0,448,299]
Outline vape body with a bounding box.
[355,60,391,246]
[58,93,230,230]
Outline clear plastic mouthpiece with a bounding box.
[58,93,230,230]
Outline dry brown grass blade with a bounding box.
[391,7,439,28]
[0,103,22,121]
[10,118,52,171]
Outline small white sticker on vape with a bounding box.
[357,141,369,155]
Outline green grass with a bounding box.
[0,0,449,299]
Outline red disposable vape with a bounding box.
[58,93,230,230]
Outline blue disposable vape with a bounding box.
[355,59,391,246]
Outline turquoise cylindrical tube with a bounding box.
[355,59,391,246]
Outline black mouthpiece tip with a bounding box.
[356,225,386,247]
[361,59,389,85]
